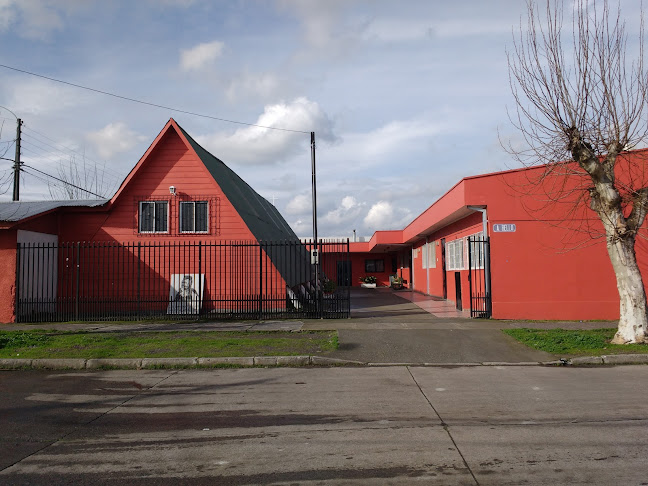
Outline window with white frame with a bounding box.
[468,231,485,269]
[180,201,208,233]
[428,241,436,268]
[421,245,427,268]
[139,201,168,233]
[421,242,437,269]
[446,238,465,271]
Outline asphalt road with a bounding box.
[2,366,648,485]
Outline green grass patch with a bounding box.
[0,330,338,359]
[503,328,648,356]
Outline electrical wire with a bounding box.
[22,164,106,198]
[21,127,126,182]
[21,134,124,186]
[0,63,310,134]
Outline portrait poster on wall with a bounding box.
[167,274,204,315]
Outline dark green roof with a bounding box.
[176,122,311,287]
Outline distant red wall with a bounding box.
[349,252,393,287]
[0,230,17,323]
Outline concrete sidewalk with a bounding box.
[1,287,620,365]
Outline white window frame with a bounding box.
[468,231,485,269]
[139,201,169,234]
[428,241,436,269]
[180,201,209,234]
[446,238,466,271]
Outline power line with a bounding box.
[21,133,124,185]
[22,164,106,198]
[22,126,126,180]
[0,63,310,134]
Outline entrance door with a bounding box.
[454,272,462,310]
[336,260,351,286]
[441,238,447,299]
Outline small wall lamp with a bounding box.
[169,186,177,196]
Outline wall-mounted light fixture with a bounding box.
[169,186,176,196]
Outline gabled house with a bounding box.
[0,119,326,323]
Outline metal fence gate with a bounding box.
[16,239,351,322]
[467,236,492,318]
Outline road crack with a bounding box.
[406,366,480,486]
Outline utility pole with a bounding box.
[12,118,22,201]
[311,131,321,317]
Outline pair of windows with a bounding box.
[139,201,208,234]
[445,232,484,271]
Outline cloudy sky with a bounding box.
[0,0,641,237]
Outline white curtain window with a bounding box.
[446,239,465,271]
[468,231,485,269]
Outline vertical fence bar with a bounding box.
[15,243,21,322]
[198,241,202,317]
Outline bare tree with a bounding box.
[48,154,110,200]
[506,0,648,343]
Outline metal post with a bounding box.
[75,242,80,321]
[258,242,263,319]
[311,132,320,317]
[12,118,22,201]
[15,242,21,322]
[199,241,202,316]
[425,236,430,296]
[137,242,141,317]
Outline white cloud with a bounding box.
[86,122,146,160]
[321,117,446,173]
[290,218,311,237]
[5,78,85,115]
[180,40,224,71]
[225,71,284,102]
[286,194,311,215]
[196,97,336,165]
[277,0,367,58]
[363,200,412,231]
[0,0,84,40]
[323,195,365,224]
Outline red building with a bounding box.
[0,119,340,323]
[349,156,648,321]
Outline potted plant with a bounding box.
[323,279,336,294]
[390,275,404,290]
[360,276,377,288]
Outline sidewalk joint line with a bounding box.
[406,366,480,486]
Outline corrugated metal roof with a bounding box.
[0,199,108,222]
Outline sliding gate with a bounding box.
[16,239,351,322]
[467,236,492,318]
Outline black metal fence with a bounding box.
[467,236,492,318]
[16,239,350,322]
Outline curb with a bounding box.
[1,354,648,370]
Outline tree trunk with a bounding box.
[607,237,648,344]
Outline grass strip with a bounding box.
[0,330,338,359]
[503,328,648,356]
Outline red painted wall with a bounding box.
[0,229,17,323]
[349,252,393,287]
